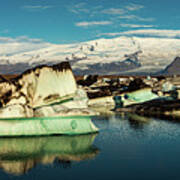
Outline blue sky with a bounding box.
[0,0,180,44]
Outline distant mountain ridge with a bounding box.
[0,36,180,75]
[162,57,180,75]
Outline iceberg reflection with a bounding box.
[0,134,99,176]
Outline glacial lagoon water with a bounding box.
[1,114,180,179]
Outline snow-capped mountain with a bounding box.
[0,36,180,75]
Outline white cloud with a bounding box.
[0,36,51,56]
[75,21,112,27]
[0,37,13,43]
[0,36,46,44]
[120,24,155,28]
[0,29,9,34]
[125,3,144,11]
[118,15,136,20]
[22,5,53,11]
[73,2,86,8]
[97,32,122,37]
[93,5,103,10]
[119,15,154,22]
[68,3,89,14]
[97,29,180,38]
[120,29,180,38]
[102,3,144,15]
[102,8,125,15]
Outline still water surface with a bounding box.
[1,114,180,179]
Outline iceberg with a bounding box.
[0,62,98,136]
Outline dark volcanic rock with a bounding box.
[116,99,180,119]
[0,63,30,74]
[77,75,98,86]
[163,57,180,75]
[128,78,149,91]
[74,60,141,75]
